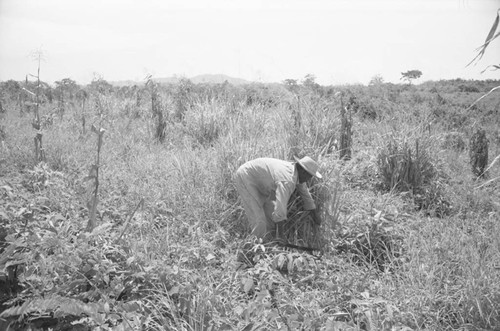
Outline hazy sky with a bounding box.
[0,0,499,85]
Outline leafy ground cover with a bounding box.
[0,79,499,330]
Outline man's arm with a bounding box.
[309,209,322,225]
[296,183,322,225]
[296,183,315,210]
[272,181,295,223]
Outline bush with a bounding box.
[357,103,377,120]
[457,84,480,93]
[377,134,451,216]
[377,136,436,192]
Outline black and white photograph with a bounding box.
[0,1,499,330]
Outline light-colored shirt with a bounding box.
[237,158,316,222]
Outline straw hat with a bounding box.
[293,156,322,179]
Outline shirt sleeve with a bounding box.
[271,181,295,223]
[296,183,316,210]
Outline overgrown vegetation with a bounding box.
[0,75,499,330]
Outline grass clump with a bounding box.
[377,133,451,216]
[377,135,436,192]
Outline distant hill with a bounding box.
[111,74,251,87]
[189,74,250,85]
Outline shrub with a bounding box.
[458,84,480,93]
[357,103,377,120]
[377,134,451,216]
[377,136,436,192]
[0,166,154,329]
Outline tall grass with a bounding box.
[1,81,499,330]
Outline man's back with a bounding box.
[237,158,296,199]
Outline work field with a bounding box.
[1,78,500,330]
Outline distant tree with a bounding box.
[283,78,298,86]
[283,79,299,93]
[55,78,79,99]
[369,74,384,86]
[400,70,422,85]
[302,74,320,89]
[89,77,113,94]
[54,78,79,116]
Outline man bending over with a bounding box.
[235,156,322,241]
